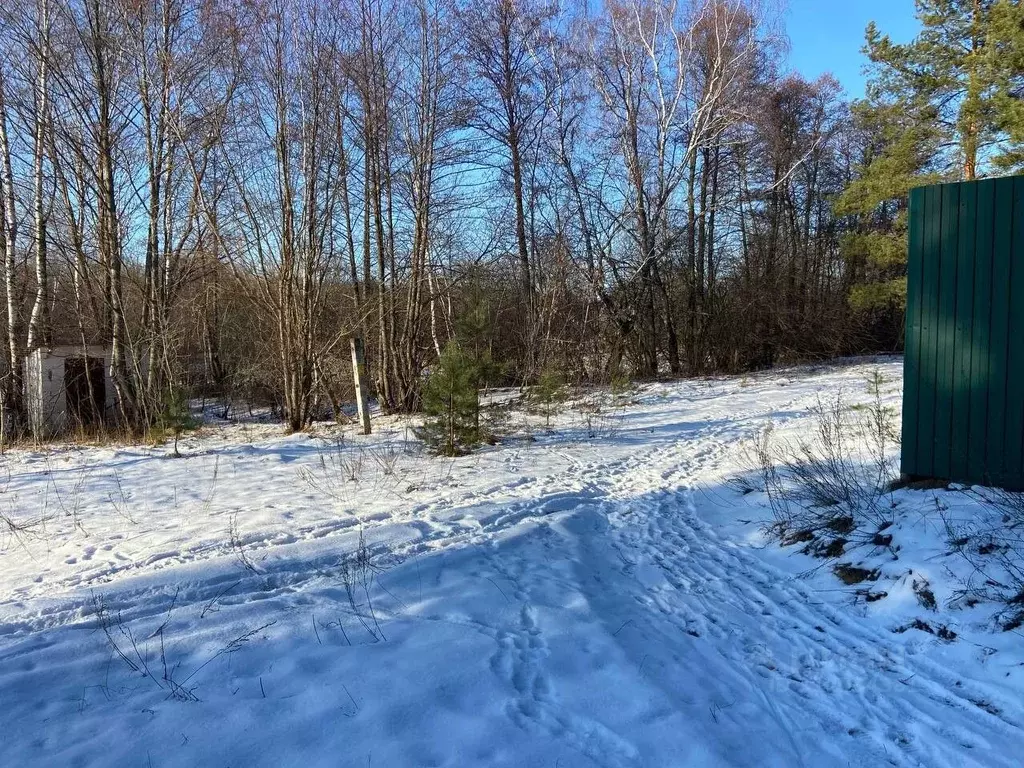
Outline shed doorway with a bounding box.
[64,355,106,428]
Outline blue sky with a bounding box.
[785,0,919,98]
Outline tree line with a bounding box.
[0,0,1013,434]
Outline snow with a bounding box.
[1,357,1022,767]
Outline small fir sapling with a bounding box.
[157,387,198,458]
[532,364,568,427]
[416,342,482,456]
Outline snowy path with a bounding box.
[0,358,1020,767]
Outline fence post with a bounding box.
[350,336,371,435]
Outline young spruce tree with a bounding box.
[532,365,568,428]
[417,342,481,456]
[156,387,197,458]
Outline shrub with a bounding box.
[749,390,899,553]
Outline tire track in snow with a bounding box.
[590,410,1021,768]
[0,369,855,647]
[7,361,969,768]
[466,389,826,766]
[0,438,648,639]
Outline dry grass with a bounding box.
[744,373,901,558]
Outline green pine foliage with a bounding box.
[454,296,504,389]
[610,367,632,397]
[156,387,199,458]
[849,277,909,312]
[839,1,998,313]
[417,342,482,457]
[532,365,568,427]
[863,1,996,180]
[989,0,1024,169]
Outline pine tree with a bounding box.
[454,294,502,390]
[863,0,997,181]
[417,342,482,456]
[988,0,1024,169]
[531,365,567,428]
[834,101,941,311]
[156,387,197,458]
[838,0,996,312]
[452,293,505,439]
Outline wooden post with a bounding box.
[350,336,371,435]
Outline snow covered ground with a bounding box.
[1,357,1021,767]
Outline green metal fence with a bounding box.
[903,176,1024,490]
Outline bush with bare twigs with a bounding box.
[744,375,900,558]
[943,490,1024,630]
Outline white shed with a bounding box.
[24,346,116,437]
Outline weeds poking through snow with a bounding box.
[0,508,48,553]
[745,389,899,556]
[48,460,91,535]
[199,457,220,516]
[300,435,360,504]
[0,465,56,553]
[367,443,402,477]
[744,373,1024,627]
[340,527,388,642]
[943,490,1024,629]
[107,471,139,526]
[340,452,365,484]
[566,387,623,441]
[315,614,353,646]
[340,684,359,717]
[200,580,241,619]
[972,487,1024,529]
[92,592,276,702]
[229,512,261,574]
[301,434,413,506]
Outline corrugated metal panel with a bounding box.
[902,175,1024,490]
[1005,179,1024,483]
[951,181,976,481]
[967,179,994,485]
[902,186,924,476]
